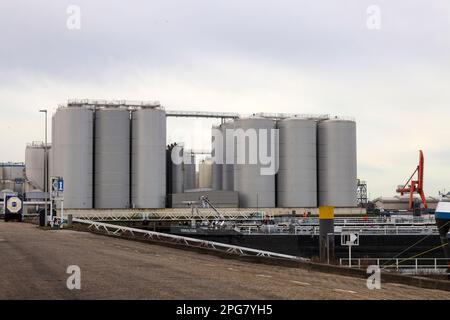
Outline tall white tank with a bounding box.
[25,142,49,190]
[94,108,130,208]
[211,125,222,190]
[318,119,357,207]
[233,117,277,208]
[131,107,166,208]
[277,118,317,207]
[199,158,212,189]
[221,121,234,191]
[52,107,94,209]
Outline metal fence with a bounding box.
[295,225,437,236]
[65,209,271,222]
[339,257,449,272]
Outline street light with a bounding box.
[39,109,48,224]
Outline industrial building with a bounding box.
[25,99,358,210]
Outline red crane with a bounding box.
[396,150,428,210]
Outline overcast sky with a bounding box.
[1,0,449,198]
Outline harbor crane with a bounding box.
[396,150,428,211]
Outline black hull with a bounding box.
[171,233,444,259]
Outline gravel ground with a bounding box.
[0,221,449,300]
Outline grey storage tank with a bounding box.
[233,117,277,208]
[170,144,184,194]
[183,152,196,190]
[52,107,94,209]
[94,108,130,208]
[277,118,317,207]
[221,121,235,191]
[131,107,166,208]
[25,142,49,190]
[318,119,357,207]
[199,158,212,189]
[211,125,223,190]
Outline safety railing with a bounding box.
[64,209,271,222]
[294,225,437,236]
[339,257,449,272]
[294,216,436,226]
[73,218,308,262]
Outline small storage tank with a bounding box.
[131,107,166,208]
[211,125,223,190]
[221,121,235,191]
[233,117,277,208]
[277,118,317,207]
[199,158,212,189]
[94,108,130,209]
[52,107,94,209]
[318,119,357,207]
[1,163,24,180]
[25,142,49,190]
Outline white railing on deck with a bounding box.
[339,257,449,272]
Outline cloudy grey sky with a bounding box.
[1,0,449,198]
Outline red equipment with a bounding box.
[396,150,428,210]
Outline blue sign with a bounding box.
[58,179,64,192]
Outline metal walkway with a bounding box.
[63,209,269,222]
[73,218,307,262]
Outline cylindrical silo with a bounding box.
[199,158,212,189]
[131,107,166,208]
[183,152,196,190]
[233,117,277,208]
[277,118,317,207]
[318,119,357,207]
[170,145,184,194]
[211,125,223,190]
[94,108,130,209]
[25,143,48,190]
[52,107,94,209]
[222,121,235,191]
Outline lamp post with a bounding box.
[39,109,48,224]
